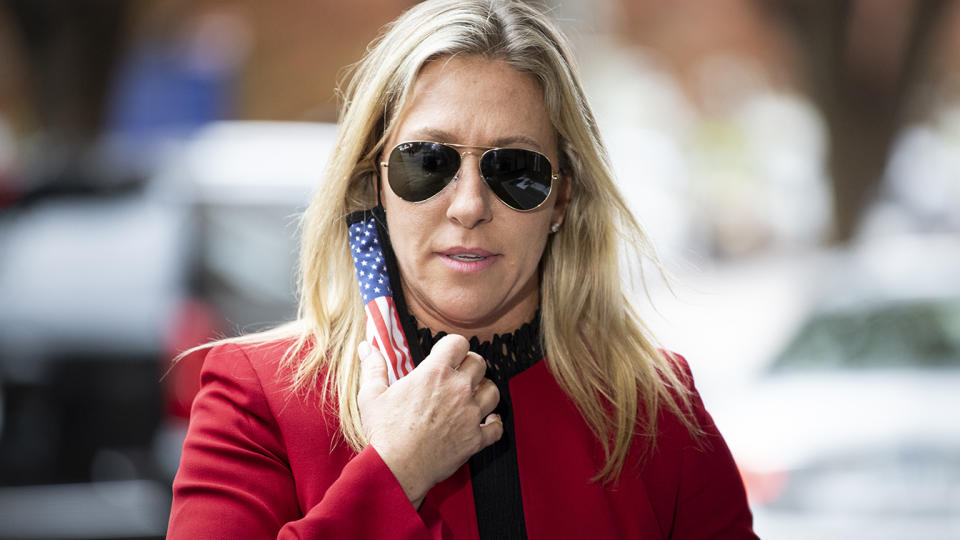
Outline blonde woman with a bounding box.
[167,0,757,538]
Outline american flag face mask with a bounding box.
[346,207,424,384]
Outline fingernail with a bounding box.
[358,341,371,359]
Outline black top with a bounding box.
[412,314,543,540]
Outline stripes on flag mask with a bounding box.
[346,206,425,384]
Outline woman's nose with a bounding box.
[445,155,493,228]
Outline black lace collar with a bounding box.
[411,312,543,383]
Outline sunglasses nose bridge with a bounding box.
[451,149,483,182]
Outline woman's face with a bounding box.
[380,56,568,340]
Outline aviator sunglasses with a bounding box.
[380,141,559,211]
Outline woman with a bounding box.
[168,1,758,538]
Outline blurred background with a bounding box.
[0,0,957,538]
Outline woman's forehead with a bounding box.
[399,126,549,153]
[388,56,556,152]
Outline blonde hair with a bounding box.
[220,0,698,482]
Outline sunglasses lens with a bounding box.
[481,148,553,210]
[387,142,461,202]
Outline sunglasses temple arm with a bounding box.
[373,163,385,208]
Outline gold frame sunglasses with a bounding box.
[380,141,559,211]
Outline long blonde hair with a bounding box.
[225,0,698,482]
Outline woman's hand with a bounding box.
[357,334,502,508]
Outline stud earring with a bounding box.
[550,223,560,233]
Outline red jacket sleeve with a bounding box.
[167,343,441,539]
[669,356,759,540]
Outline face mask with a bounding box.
[346,206,424,384]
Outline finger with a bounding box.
[458,352,488,387]
[478,414,504,448]
[473,378,500,416]
[357,341,388,404]
[422,334,470,370]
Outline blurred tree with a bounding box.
[3,0,133,140]
[761,0,949,241]
[1,0,137,194]
[0,6,30,135]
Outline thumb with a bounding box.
[357,341,388,403]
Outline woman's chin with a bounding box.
[425,303,501,332]
[415,294,538,338]
[404,275,540,336]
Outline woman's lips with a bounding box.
[437,247,499,272]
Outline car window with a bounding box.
[772,298,960,370]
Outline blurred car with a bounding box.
[162,121,337,333]
[151,121,337,479]
[0,170,190,538]
[0,121,336,539]
[711,234,960,540]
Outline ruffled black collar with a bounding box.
[411,312,543,383]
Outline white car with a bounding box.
[0,121,337,539]
[711,235,960,540]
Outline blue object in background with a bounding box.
[107,39,235,142]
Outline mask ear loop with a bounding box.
[372,141,386,208]
[372,154,389,231]
[375,166,384,209]
[373,114,388,211]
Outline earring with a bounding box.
[550,222,560,233]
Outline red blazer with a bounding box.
[168,341,757,539]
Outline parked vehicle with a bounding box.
[0,121,337,539]
[154,121,337,480]
[0,174,190,538]
[712,235,960,540]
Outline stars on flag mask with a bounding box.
[346,206,425,384]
